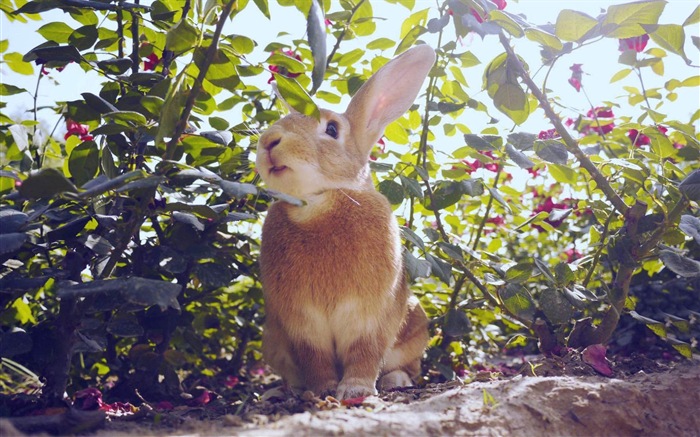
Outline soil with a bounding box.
[3,353,699,437]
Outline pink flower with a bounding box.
[564,248,582,263]
[144,53,160,71]
[370,138,386,161]
[268,49,302,84]
[470,0,506,23]
[64,119,93,142]
[487,216,505,226]
[568,64,583,92]
[324,18,332,27]
[531,196,568,232]
[40,65,66,76]
[628,129,650,147]
[224,375,239,388]
[538,129,560,140]
[527,164,545,178]
[619,34,649,53]
[587,107,614,118]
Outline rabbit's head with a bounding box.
[256,45,436,200]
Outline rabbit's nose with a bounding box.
[263,137,281,151]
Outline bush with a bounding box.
[1,0,698,406]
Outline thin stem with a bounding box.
[325,0,366,69]
[31,73,42,169]
[130,3,140,76]
[163,0,238,161]
[582,210,614,288]
[498,32,629,216]
[471,163,502,252]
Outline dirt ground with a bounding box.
[4,354,698,437]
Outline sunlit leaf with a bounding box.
[602,0,666,38]
[555,10,598,42]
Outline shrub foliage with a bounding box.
[1,0,698,405]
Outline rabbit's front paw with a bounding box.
[336,377,377,400]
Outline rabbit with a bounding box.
[255,45,435,400]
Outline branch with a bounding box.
[325,0,366,68]
[497,32,629,216]
[164,0,238,160]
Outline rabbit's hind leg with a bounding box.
[379,296,430,391]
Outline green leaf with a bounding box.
[684,5,700,26]
[57,277,182,311]
[166,20,199,53]
[507,132,537,151]
[18,168,78,199]
[274,74,319,119]
[0,233,27,256]
[11,0,62,15]
[488,187,512,213]
[437,242,464,262]
[37,22,73,43]
[400,8,429,39]
[68,25,98,51]
[643,24,689,63]
[602,0,666,38]
[534,257,556,284]
[464,133,497,151]
[68,141,99,186]
[252,0,270,18]
[534,139,568,164]
[307,0,326,94]
[525,28,563,51]
[103,110,148,127]
[23,45,82,64]
[0,209,28,234]
[267,52,306,74]
[629,310,667,338]
[505,143,534,169]
[443,308,471,337]
[498,283,536,322]
[489,10,524,38]
[540,288,575,325]
[401,226,425,250]
[96,57,132,75]
[367,38,396,50]
[0,83,28,96]
[553,262,575,286]
[610,68,633,83]
[426,253,452,284]
[400,175,423,200]
[555,10,599,42]
[82,92,118,114]
[4,52,34,75]
[427,180,463,211]
[679,169,700,200]
[659,250,700,277]
[505,262,533,284]
[395,26,426,56]
[679,215,700,244]
[219,180,258,198]
[548,163,578,184]
[378,179,405,205]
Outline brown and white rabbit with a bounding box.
[256,45,435,400]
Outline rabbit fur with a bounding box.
[256,45,436,400]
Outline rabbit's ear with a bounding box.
[345,45,435,156]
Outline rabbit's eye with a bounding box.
[325,121,339,139]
